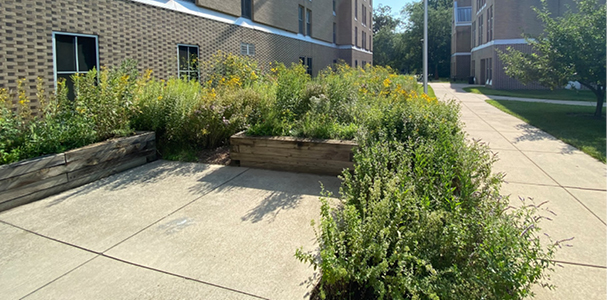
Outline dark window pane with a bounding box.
[190,71,199,82]
[242,0,252,19]
[178,46,189,71]
[55,35,76,72]
[57,73,76,100]
[77,36,97,71]
[188,46,198,71]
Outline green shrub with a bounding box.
[294,69,556,299]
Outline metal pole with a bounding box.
[423,0,428,94]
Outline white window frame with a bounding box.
[240,42,255,56]
[177,44,200,81]
[52,31,100,90]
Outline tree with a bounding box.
[372,5,402,68]
[400,0,453,78]
[499,0,606,117]
[372,4,400,34]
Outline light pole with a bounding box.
[423,0,428,94]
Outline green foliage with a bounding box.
[247,64,422,140]
[293,67,556,299]
[498,0,606,117]
[0,62,138,165]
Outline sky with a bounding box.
[374,0,416,16]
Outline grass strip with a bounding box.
[465,87,597,102]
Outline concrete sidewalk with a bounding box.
[0,161,342,299]
[431,82,606,299]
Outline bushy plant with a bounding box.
[294,68,556,299]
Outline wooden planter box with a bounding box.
[0,132,157,212]
[230,131,357,176]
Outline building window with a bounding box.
[298,6,304,34]
[457,7,471,22]
[333,22,337,44]
[53,32,99,100]
[355,60,358,68]
[362,5,367,26]
[476,0,486,12]
[240,43,255,56]
[362,31,366,50]
[369,11,372,28]
[355,0,358,19]
[478,14,483,45]
[471,60,476,78]
[486,58,492,84]
[333,0,336,14]
[471,21,476,47]
[354,26,358,47]
[300,56,313,76]
[241,0,252,19]
[178,44,199,81]
[306,9,312,36]
[488,5,493,41]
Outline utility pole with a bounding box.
[423,0,428,94]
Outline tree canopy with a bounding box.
[372,0,453,78]
[498,0,606,117]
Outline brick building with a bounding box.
[0,0,373,103]
[451,0,603,89]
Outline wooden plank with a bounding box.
[0,164,67,192]
[0,154,66,181]
[65,156,149,191]
[66,150,153,182]
[230,131,357,150]
[65,132,155,163]
[65,141,154,172]
[0,181,72,212]
[0,173,68,203]
[236,144,352,162]
[230,137,357,152]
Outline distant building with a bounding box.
[0,0,373,104]
[451,0,603,89]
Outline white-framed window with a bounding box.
[355,0,358,19]
[52,32,99,100]
[362,31,366,50]
[241,43,255,56]
[362,5,367,26]
[177,44,199,81]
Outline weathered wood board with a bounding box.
[230,131,357,176]
[0,132,157,212]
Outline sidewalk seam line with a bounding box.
[552,260,607,269]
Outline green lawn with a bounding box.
[427,85,436,99]
[486,100,606,163]
[465,87,597,102]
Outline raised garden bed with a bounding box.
[229,131,357,176]
[0,132,157,212]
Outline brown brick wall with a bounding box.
[0,0,363,106]
[196,0,241,17]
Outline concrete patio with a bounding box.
[0,82,604,299]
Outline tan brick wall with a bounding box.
[197,0,241,17]
[0,0,363,106]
